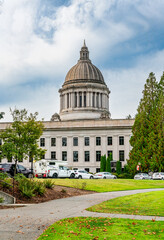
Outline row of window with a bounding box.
[1,150,125,163]
[48,150,125,162]
[40,136,125,147]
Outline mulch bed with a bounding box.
[0,182,95,208]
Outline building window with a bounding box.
[119,136,124,145]
[75,92,77,107]
[73,137,78,146]
[100,93,103,108]
[96,151,101,161]
[85,168,89,172]
[119,150,124,161]
[41,154,45,159]
[96,168,100,173]
[96,137,101,146]
[51,138,56,146]
[62,151,67,161]
[96,93,99,108]
[67,93,69,108]
[40,138,45,147]
[107,137,112,145]
[84,151,90,162]
[51,151,56,160]
[79,92,82,107]
[84,92,86,107]
[84,137,89,146]
[62,137,67,146]
[73,151,78,162]
[107,151,113,159]
[92,92,95,107]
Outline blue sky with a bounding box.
[0,0,164,121]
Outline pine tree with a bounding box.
[116,161,122,175]
[100,155,106,172]
[128,72,164,174]
[106,153,112,172]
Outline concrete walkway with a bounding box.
[0,188,163,240]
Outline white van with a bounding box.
[34,159,75,178]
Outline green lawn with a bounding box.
[37,217,164,240]
[87,191,164,216]
[44,179,164,192]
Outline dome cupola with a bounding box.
[58,41,110,121]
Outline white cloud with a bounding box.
[0,0,164,121]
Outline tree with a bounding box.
[116,161,122,175]
[0,112,4,119]
[100,155,106,172]
[0,108,46,175]
[106,153,112,172]
[128,72,164,174]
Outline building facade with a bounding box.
[0,42,134,172]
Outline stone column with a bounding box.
[69,93,71,108]
[90,92,93,108]
[87,91,90,107]
[65,94,67,109]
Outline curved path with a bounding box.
[0,188,163,240]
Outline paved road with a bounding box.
[0,188,163,240]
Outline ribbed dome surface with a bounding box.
[64,41,105,85]
[65,61,104,84]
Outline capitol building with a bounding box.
[0,42,134,173]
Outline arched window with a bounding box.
[75,92,77,107]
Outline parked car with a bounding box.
[74,170,94,179]
[134,173,152,180]
[94,172,117,179]
[0,163,33,178]
[152,172,164,180]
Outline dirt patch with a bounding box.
[0,184,95,208]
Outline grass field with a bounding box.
[37,217,164,240]
[44,179,164,192]
[87,190,164,216]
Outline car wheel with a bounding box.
[90,176,93,179]
[52,173,58,178]
[70,173,75,179]
[78,175,82,179]
[103,176,106,179]
[28,173,33,179]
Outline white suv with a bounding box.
[74,170,94,179]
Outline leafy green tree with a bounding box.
[106,153,112,172]
[100,155,106,172]
[116,161,122,175]
[128,72,164,174]
[0,108,46,175]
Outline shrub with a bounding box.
[14,173,26,182]
[117,173,133,179]
[34,181,46,196]
[0,178,12,189]
[100,155,106,172]
[18,179,35,198]
[0,172,8,180]
[44,179,54,189]
[0,197,3,203]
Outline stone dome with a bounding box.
[64,41,105,86]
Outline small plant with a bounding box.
[81,182,87,190]
[0,197,4,203]
[0,178,12,189]
[18,179,35,198]
[61,188,66,194]
[14,173,26,182]
[34,181,46,196]
[44,179,54,189]
[0,172,8,180]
